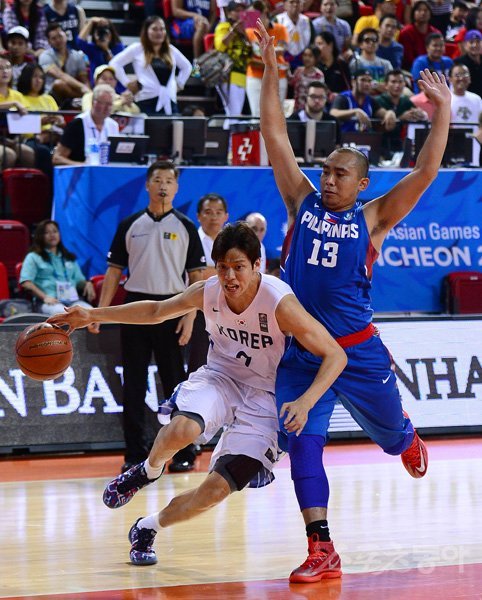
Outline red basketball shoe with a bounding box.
[289,534,342,583]
[401,431,428,478]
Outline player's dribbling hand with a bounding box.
[279,398,311,436]
[417,69,451,108]
[47,306,93,334]
[253,19,276,66]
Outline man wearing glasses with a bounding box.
[291,81,338,126]
[349,28,393,94]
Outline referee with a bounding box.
[91,161,205,473]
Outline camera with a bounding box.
[96,26,110,41]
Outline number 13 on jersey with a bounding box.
[307,240,339,267]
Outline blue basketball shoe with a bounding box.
[129,518,158,566]
[103,462,162,509]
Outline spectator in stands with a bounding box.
[472,111,482,166]
[426,0,452,36]
[246,212,267,273]
[350,28,393,94]
[2,0,48,56]
[214,1,252,121]
[330,68,397,132]
[44,0,86,50]
[40,22,90,106]
[445,1,469,44]
[0,56,36,167]
[274,0,314,69]
[181,103,205,116]
[352,0,397,46]
[170,0,217,61]
[453,7,482,55]
[291,80,336,122]
[4,25,35,88]
[377,68,428,153]
[81,65,140,114]
[449,63,482,124]
[17,63,64,178]
[110,16,191,115]
[312,0,351,56]
[187,193,229,374]
[314,31,351,93]
[52,83,119,165]
[77,17,125,88]
[245,0,289,117]
[377,15,403,69]
[20,219,95,316]
[454,30,482,98]
[411,32,452,93]
[290,45,324,111]
[399,1,441,70]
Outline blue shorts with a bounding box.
[171,18,195,39]
[276,335,413,455]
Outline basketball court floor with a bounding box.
[1,437,481,600]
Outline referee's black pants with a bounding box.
[120,293,186,464]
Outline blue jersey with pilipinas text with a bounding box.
[281,191,379,339]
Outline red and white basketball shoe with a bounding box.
[401,431,428,478]
[289,534,342,583]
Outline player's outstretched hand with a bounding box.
[253,18,277,67]
[280,398,312,436]
[47,306,93,334]
[417,69,451,108]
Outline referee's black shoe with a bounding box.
[168,444,198,472]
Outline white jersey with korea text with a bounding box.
[203,274,293,393]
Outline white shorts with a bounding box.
[159,366,279,474]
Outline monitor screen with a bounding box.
[144,117,173,157]
[286,120,305,159]
[340,131,384,165]
[314,121,337,159]
[415,126,474,166]
[181,117,207,160]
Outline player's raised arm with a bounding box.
[363,69,451,250]
[275,294,347,436]
[255,19,315,226]
[48,282,205,333]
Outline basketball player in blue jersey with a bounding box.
[48,223,347,567]
[255,20,452,584]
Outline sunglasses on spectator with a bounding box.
[362,37,378,43]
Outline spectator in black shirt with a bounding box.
[454,30,482,98]
[314,31,351,94]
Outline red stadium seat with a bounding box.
[90,274,128,307]
[0,262,9,300]
[0,220,30,279]
[2,168,51,229]
[204,33,215,52]
[359,5,374,15]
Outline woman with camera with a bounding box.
[77,17,125,89]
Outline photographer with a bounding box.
[77,17,125,89]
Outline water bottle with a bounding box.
[87,137,100,166]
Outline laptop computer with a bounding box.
[108,135,149,164]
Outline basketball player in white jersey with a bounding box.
[48,222,347,568]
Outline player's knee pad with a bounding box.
[289,434,329,510]
[213,454,263,492]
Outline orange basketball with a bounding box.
[15,323,73,381]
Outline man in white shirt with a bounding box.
[275,0,314,68]
[187,193,229,372]
[52,84,119,165]
[449,63,482,124]
[246,212,268,273]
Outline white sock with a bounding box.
[144,459,164,480]
[137,514,161,532]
